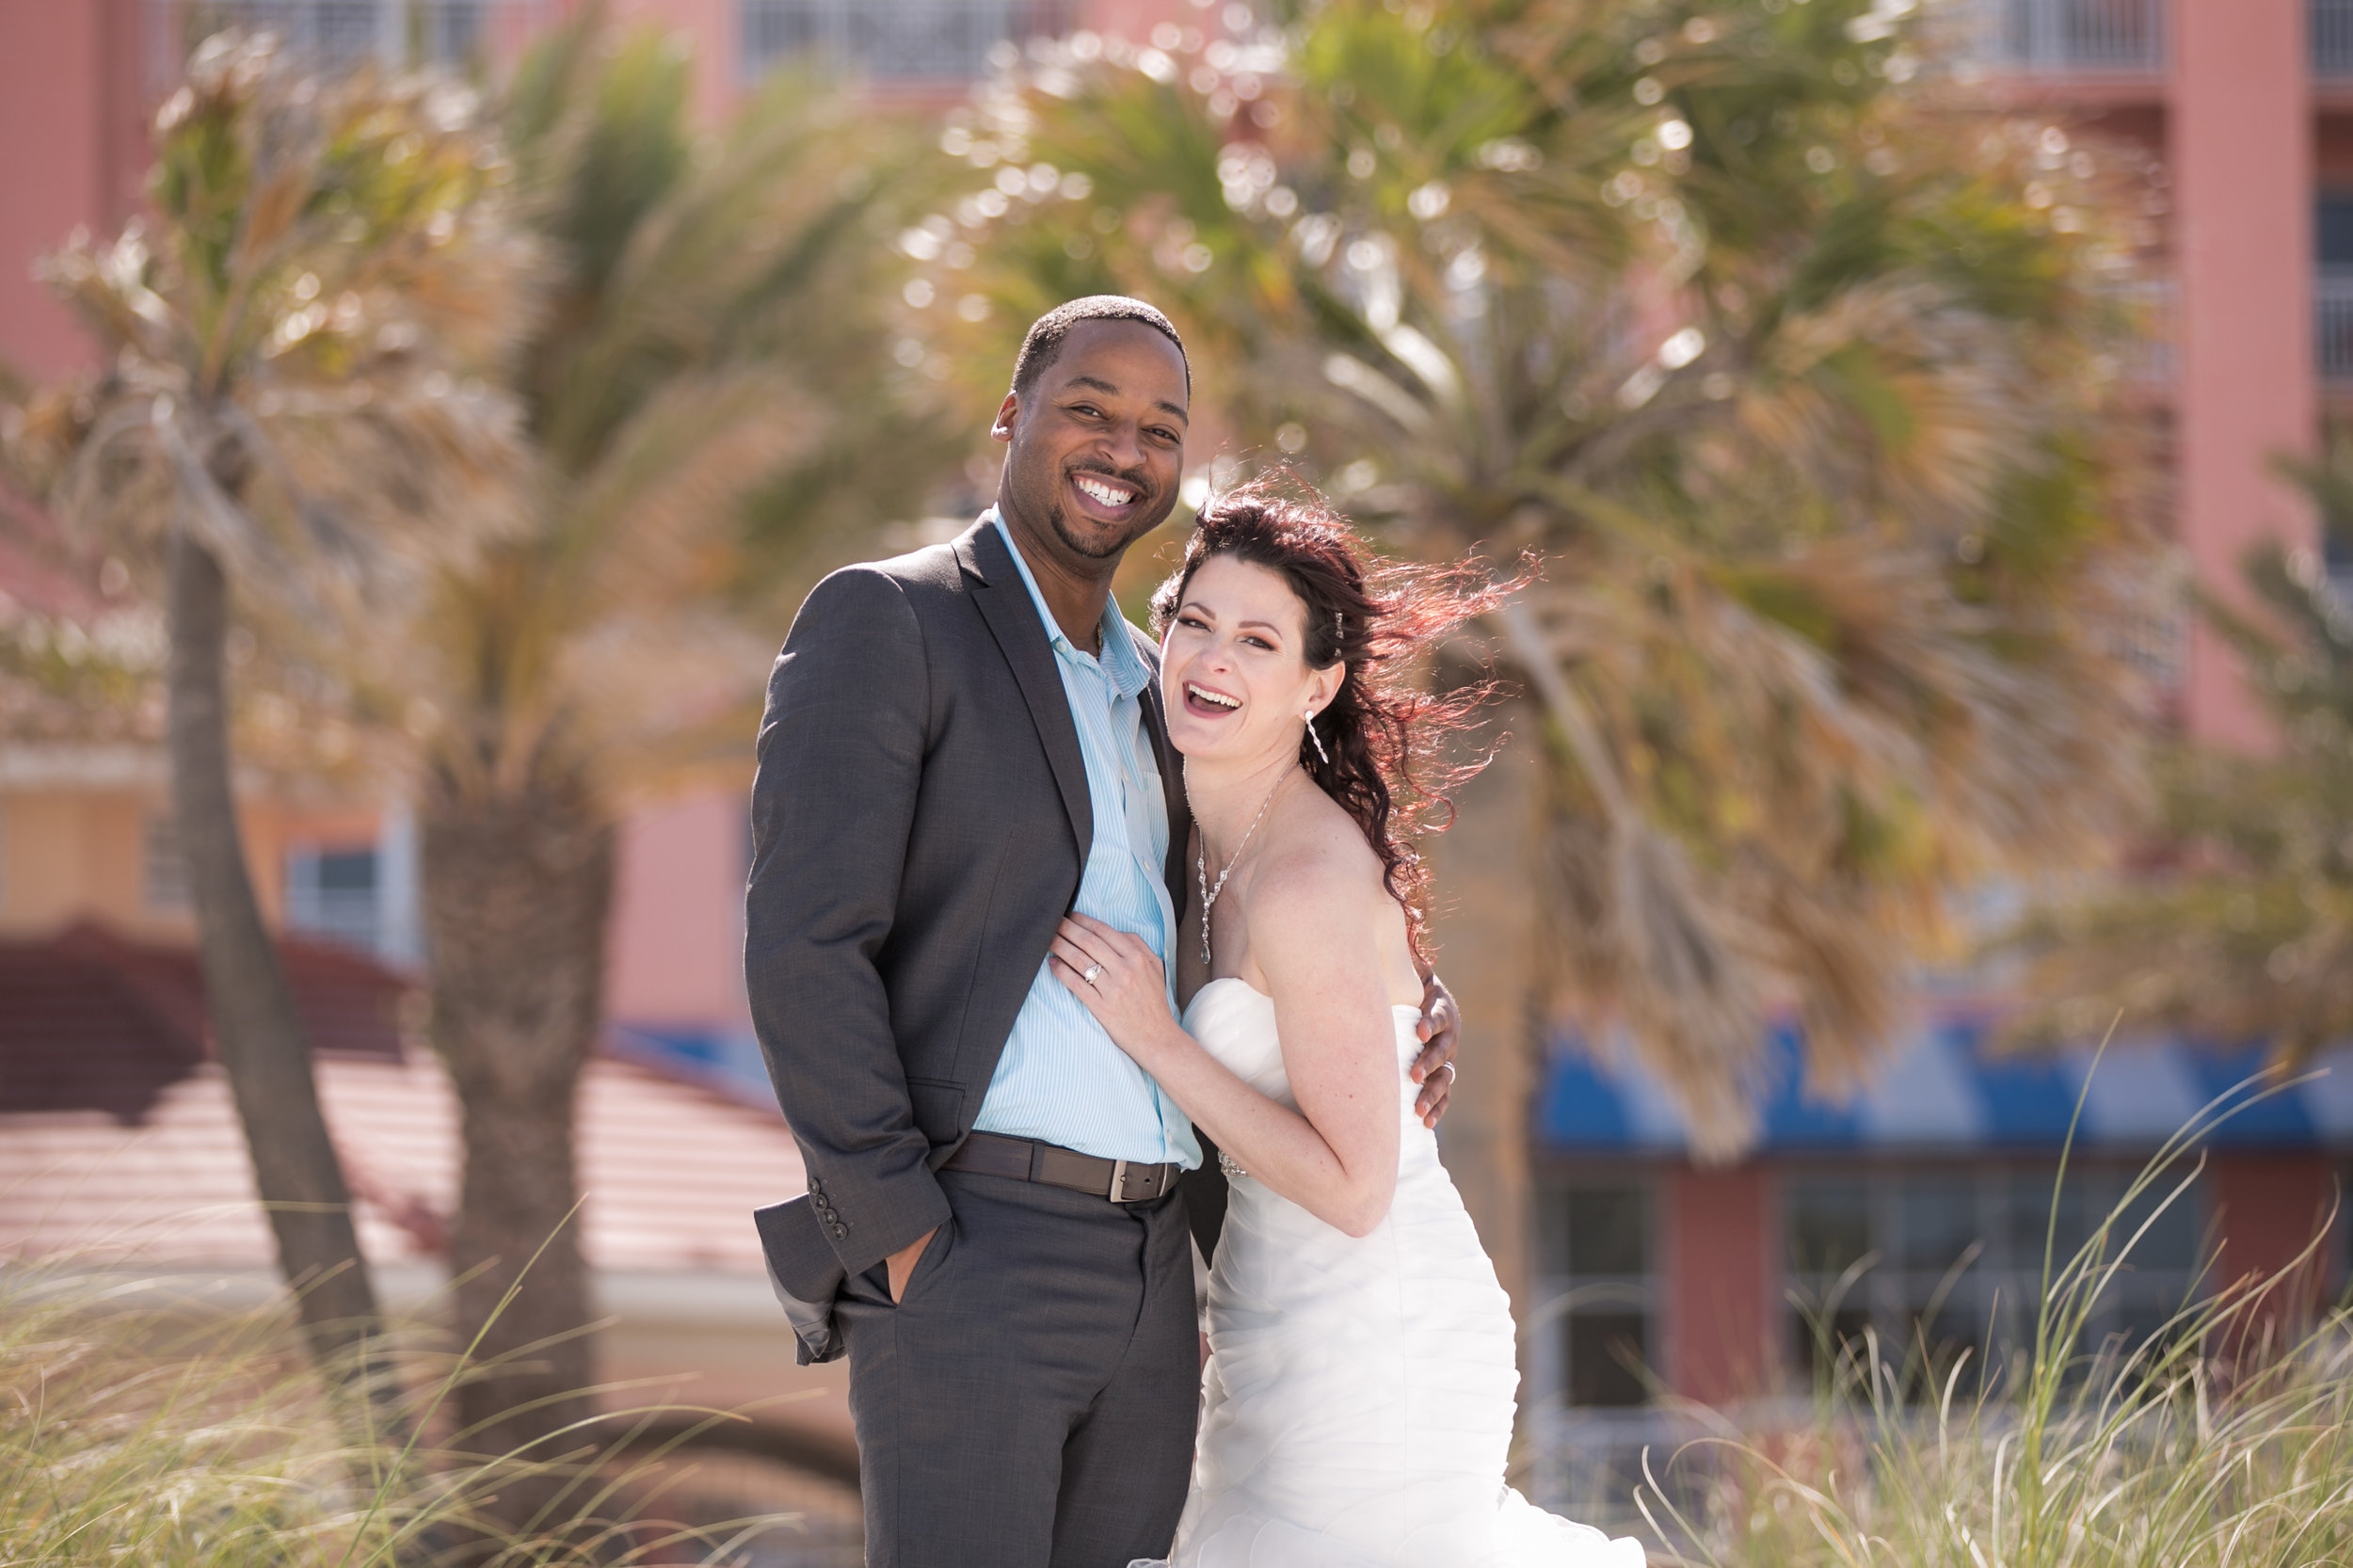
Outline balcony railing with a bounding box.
[1947,0,2167,74]
[147,0,543,91]
[2318,0,2353,76]
[740,0,1078,83]
[2319,271,2353,383]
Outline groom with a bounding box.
[745,296,1458,1567]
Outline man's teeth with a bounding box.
[1075,475,1135,505]
[1189,684,1240,710]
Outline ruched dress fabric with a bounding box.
[1133,980,1647,1568]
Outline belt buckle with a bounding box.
[1109,1158,1144,1203]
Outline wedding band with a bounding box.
[1082,964,1103,984]
[1441,1063,1458,1082]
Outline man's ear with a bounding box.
[990,390,1020,443]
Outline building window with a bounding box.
[285,843,381,953]
[1534,1177,1654,1409]
[1785,1162,2201,1397]
[144,812,191,911]
[155,1,504,77]
[2334,1160,2353,1301]
[2319,0,2353,79]
[739,0,1077,83]
[1946,0,2167,74]
[2318,197,2353,387]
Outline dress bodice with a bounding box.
[1178,977,1422,1117]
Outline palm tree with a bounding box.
[2007,446,2353,1057]
[918,0,2153,1192]
[2,31,536,1384]
[396,18,958,1500]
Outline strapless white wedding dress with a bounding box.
[1134,980,1646,1568]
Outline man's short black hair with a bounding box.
[1011,295,1191,400]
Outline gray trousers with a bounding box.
[835,1167,1200,1567]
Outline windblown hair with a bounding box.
[1012,295,1191,397]
[1150,473,1517,957]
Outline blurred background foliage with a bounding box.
[0,27,539,1400]
[2009,444,2353,1062]
[906,0,2164,1154]
[392,13,960,1521]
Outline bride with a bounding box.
[1049,479,1645,1568]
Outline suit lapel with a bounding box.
[959,522,1092,858]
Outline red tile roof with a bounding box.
[0,923,806,1276]
[0,922,404,1121]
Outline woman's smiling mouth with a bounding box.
[1183,680,1242,718]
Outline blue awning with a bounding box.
[1535,1014,2353,1155]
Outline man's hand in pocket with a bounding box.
[886,1226,938,1303]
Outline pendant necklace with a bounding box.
[1196,767,1292,966]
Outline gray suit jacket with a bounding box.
[746,519,1222,1362]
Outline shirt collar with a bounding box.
[989,510,1151,699]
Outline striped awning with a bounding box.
[1535,1014,2353,1155]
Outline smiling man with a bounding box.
[744,297,1458,1567]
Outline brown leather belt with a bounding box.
[941,1130,1183,1204]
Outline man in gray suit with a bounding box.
[746,296,1458,1567]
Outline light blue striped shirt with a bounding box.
[972,512,1200,1169]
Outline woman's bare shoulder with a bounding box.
[1255,790,1385,897]
[1241,792,1397,968]
[1256,786,1426,1000]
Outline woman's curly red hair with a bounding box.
[1150,473,1518,958]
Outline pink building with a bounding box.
[4,0,2349,1538]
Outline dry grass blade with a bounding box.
[1633,1077,2353,1568]
[0,1260,819,1568]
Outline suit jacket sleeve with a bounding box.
[745,565,951,1281]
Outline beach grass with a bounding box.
[1639,1070,2353,1568]
[0,1263,793,1566]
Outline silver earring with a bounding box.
[1305,710,1330,766]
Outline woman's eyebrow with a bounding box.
[1178,601,1285,636]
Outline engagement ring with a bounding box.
[1082,963,1103,984]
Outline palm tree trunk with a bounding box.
[166,528,390,1371]
[1425,696,1545,1390]
[422,775,614,1530]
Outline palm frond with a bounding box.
[932,0,2158,1153]
[403,13,961,805]
[24,29,541,630]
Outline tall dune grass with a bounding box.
[0,1265,791,1566]
[1639,1071,2353,1568]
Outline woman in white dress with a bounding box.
[1048,479,1645,1568]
